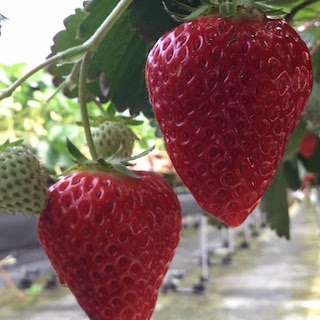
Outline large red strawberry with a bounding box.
[38,168,182,320]
[145,8,313,227]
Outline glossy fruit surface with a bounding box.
[145,13,313,226]
[38,169,182,320]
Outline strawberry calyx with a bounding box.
[0,139,24,151]
[65,137,154,179]
[164,0,285,20]
[88,102,143,128]
[64,101,149,179]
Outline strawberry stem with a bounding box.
[284,0,319,23]
[219,0,237,17]
[83,0,133,52]
[0,46,86,101]
[79,51,98,160]
[77,0,134,161]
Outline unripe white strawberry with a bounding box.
[0,145,48,214]
[91,121,137,158]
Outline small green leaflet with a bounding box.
[283,117,309,161]
[0,139,24,150]
[283,158,301,191]
[66,137,88,162]
[260,163,290,239]
[130,0,179,41]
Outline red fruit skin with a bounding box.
[299,132,318,157]
[37,170,182,320]
[145,14,313,227]
[301,172,315,190]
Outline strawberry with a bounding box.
[92,121,137,159]
[37,168,182,320]
[145,10,313,227]
[0,144,47,214]
[301,172,315,190]
[299,132,318,157]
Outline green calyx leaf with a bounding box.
[218,0,237,17]
[97,157,140,179]
[101,145,155,178]
[65,136,154,179]
[66,138,89,162]
[0,139,24,151]
[163,0,215,21]
[163,0,292,20]
[87,103,144,127]
[260,163,290,239]
[163,0,220,21]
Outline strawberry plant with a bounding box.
[0,0,320,317]
[28,0,320,237]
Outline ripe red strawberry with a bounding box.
[299,132,318,157]
[145,11,313,227]
[37,169,182,320]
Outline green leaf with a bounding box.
[283,0,320,24]
[106,103,117,118]
[0,139,24,150]
[260,163,290,239]
[124,145,155,161]
[219,1,236,17]
[283,158,301,191]
[49,0,155,117]
[81,8,152,116]
[66,138,88,162]
[48,8,87,76]
[283,117,309,161]
[129,0,179,41]
[112,162,141,178]
[304,82,320,125]
[246,1,320,24]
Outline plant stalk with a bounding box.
[79,51,98,160]
[0,46,86,101]
[84,0,134,51]
[77,0,134,160]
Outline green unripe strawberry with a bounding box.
[0,145,48,214]
[92,121,137,159]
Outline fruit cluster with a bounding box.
[0,2,315,320]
